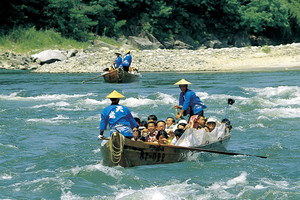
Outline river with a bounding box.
[1,70,299,199]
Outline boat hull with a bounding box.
[102,69,139,83]
[101,132,230,167]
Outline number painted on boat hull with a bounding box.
[139,150,165,162]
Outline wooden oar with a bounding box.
[162,144,267,159]
[81,74,104,84]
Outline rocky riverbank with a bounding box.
[1,43,300,73]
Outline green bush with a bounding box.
[0,27,88,53]
[262,46,271,53]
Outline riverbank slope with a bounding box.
[1,43,300,73]
[33,43,300,73]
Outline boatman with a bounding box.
[122,49,132,72]
[174,79,207,122]
[98,90,138,139]
[113,52,123,69]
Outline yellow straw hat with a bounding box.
[115,52,121,55]
[125,49,131,54]
[106,90,125,98]
[174,79,192,85]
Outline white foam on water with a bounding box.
[69,163,124,178]
[195,91,210,100]
[122,93,176,108]
[113,179,199,200]
[11,176,73,192]
[27,115,70,124]
[83,98,110,105]
[32,101,70,108]
[25,165,36,171]
[60,191,81,200]
[0,173,13,180]
[244,86,300,98]
[111,174,252,200]
[243,86,300,108]
[0,91,96,101]
[249,123,265,128]
[204,172,248,199]
[0,143,18,149]
[260,178,290,190]
[257,107,300,118]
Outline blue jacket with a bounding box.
[114,56,123,68]
[100,104,138,136]
[179,89,207,115]
[122,54,132,67]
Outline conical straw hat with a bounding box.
[174,79,192,85]
[125,49,131,54]
[106,90,125,98]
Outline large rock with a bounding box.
[31,50,67,64]
[173,40,194,49]
[128,36,162,50]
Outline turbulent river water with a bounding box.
[1,70,300,199]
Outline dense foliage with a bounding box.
[1,0,299,48]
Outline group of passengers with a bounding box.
[130,114,221,145]
[98,79,231,145]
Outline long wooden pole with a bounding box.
[162,144,267,159]
[81,74,104,84]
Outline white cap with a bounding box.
[206,117,217,123]
[178,119,188,124]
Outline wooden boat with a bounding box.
[101,128,231,167]
[102,69,140,83]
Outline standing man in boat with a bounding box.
[122,49,132,72]
[98,90,138,139]
[113,52,123,69]
[174,79,207,122]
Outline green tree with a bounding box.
[240,0,290,38]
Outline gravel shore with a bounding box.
[2,43,300,73]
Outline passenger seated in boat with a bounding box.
[132,128,140,141]
[156,120,166,131]
[196,116,207,129]
[171,129,185,145]
[172,119,188,132]
[103,67,109,72]
[147,114,158,123]
[145,121,157,142]
[129,67,139,73]
[167,130,175,144]
[138,120,147,131]
[187,115,206,129]
[221,118,233,131]
[177,122,187,130]
[140,128,149,139]
[165,117,176,132]
[156,130,169,144]
[205,117,219,132]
